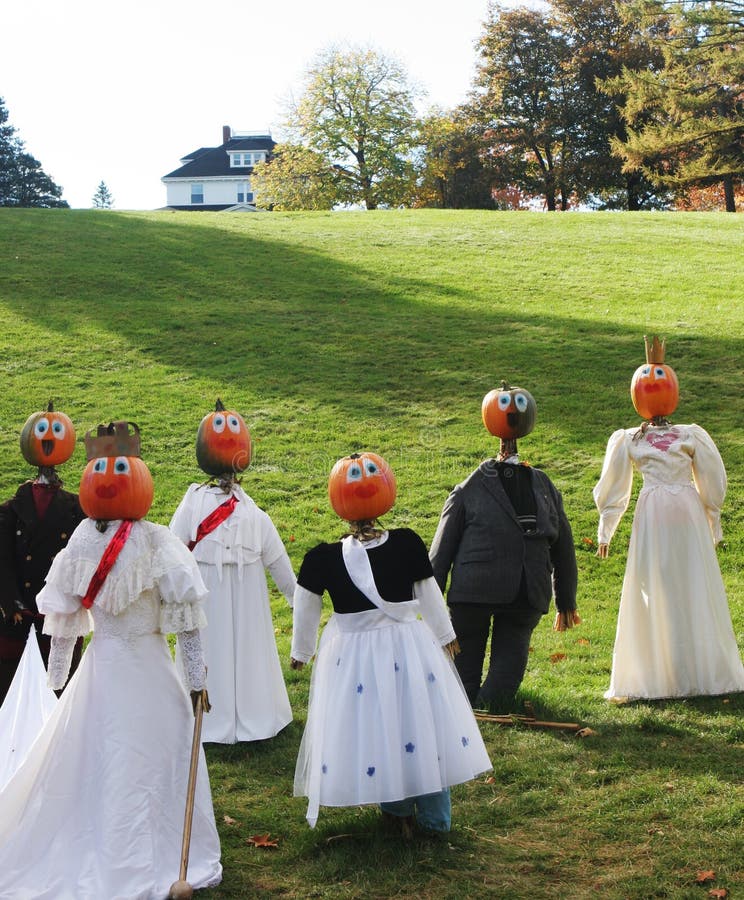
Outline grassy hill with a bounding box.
[1,208,743,898]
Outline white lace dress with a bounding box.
[0,518,223,900]
[170,484,296,743]
[595,424,744,700]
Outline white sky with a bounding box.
[1,0,501,210]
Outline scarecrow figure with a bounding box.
[595,336,744,699]
[0,421,222,899]
[0,402,84,704]
[429,383,580,711]
[291,452,491,834]
[170,400,296,744]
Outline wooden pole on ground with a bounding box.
[169,693,205,900]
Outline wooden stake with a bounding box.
[474,710,581,731]
[169,693,205,900]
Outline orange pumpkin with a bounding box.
[482,383,537,440]
[630,335,679,420]
[80,422,154,521]
[196,399,251,477]
[20,401,76,467]
[328,452,397,521]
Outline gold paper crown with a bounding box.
[84,421,142,461]
[644,335,666,364]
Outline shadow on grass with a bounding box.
[3,210,744,449]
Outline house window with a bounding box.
[237,182,253,204]
[230,151,266,167]
[191,183,204,204]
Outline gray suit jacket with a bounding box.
[429,460,577,615]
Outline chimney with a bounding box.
[222,125,231,144]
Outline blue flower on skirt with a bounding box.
[405,742,415,753]
[394,662,400,672]
[428,672,436,683]
[367,766,375,777]
[357,683,364,694]
[461,736,470,747]
[322,764,328,774]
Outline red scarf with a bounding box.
[82,520,134,609]
[188,495,239,551]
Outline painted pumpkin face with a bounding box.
[196,399,251,477]
[20,402,76,467]
[630,336,679,420]
[79,455,154,521]
[631,363,679,419]
[482,385,537,440]
[328,452,397,521]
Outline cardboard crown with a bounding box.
[84,421,142,461]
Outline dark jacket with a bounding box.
[429,460,577,615]
[0,481,85,657]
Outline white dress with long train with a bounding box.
[0,518,222,900]
[594,423,744,700]
[170,484,296,743]
[292,532,492,827]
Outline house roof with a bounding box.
[163,134,275,179]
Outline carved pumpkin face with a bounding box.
[482,385,537,440]
[328,452,397,521]
[196,400,251,477]
[79,455,154,521]
[630,362,679,419]
[20,403,76,467]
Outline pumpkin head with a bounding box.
[20,401,76,467]
[195,399,251,477]
[630,335,679,420]
[328,452,397,522]
[79,422,154,521]
[482,382,537,440]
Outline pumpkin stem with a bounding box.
[348,453,361,459]
[47,399,54,412]
[215,398,226,411]
[499,380,511,391]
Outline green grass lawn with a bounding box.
[1,208,742,898]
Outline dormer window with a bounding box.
[229,151,266,167]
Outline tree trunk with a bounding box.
[627,174,641,211]
[723,174,736,212]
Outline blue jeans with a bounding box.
[380,788,451,832]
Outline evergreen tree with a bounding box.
[0,97,68,208]
[606,0,744,211]
[92,180,114,208]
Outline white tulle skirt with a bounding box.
[606,483,744,700]
[294,609,492,826]
[0,632,222,900]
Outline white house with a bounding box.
[161,126,275,210]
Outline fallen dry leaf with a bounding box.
[576,727,597,738]
[696,871,716,884]
[223,815,239,826]
[709,890,728,899]
[576,637,590,646]
[550,652,567,664]
[484,775,495,784]
[246,833,280,849]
